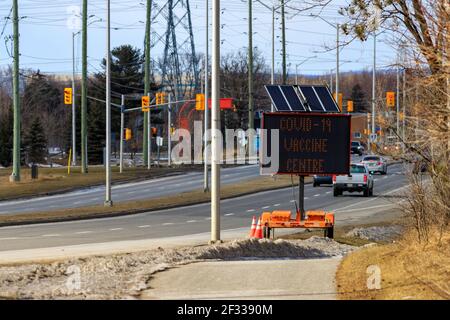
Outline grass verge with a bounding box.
[335,228,450,300]
[0,175,309,227]
[0,165,203,201]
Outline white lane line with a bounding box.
[73,201,83,205]
[246,209,255,212]
[304,197,310,200]
[383,176,388,179]
[162,222,174,226]
[336,201,406,213]
[314,194,320,197]
[273,204,280,207]
[225,213,235,216]
[0,237,19,240]
[290,200,296,203]
[42,234,61,237]
[138,225,151,228]
[262,206,270,209]
[126,191,134,195]
[109,228,123,231]
[91,197,100,201]
[75,231,93,235]
[186,220,197,223]
[204,217,211,220]
[326,191,332,194]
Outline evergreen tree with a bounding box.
[24,117,47,164]
[350,84,368,113]
[0,110,13,167]
[87,104,105,164]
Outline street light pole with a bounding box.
[204,0,210,191]
[336,23,341,112]
[211,0,221,243]
[104,0,112,206]
[72,32,77,167]
[120,95,125,174]
[248,0,254,130]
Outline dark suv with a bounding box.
[351,141,365,156]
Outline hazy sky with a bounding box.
[0,0,398,77]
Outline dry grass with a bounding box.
[0,165,202,201]
[0,175,308,226]
[336,228,450,300]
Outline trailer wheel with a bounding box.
[324,227,334,239]
[263,227,271,239]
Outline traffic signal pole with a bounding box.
[10,0,20,183]
[148,92,152,169]
[72,32,77,167]
[168,93,172,166]
[204,0,209,192]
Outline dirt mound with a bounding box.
[0,237,355,300]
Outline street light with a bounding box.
[310,14,342,112]
[71,17,102,167]
[105,0,112,207]
[295,55,317,85]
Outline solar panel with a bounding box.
[314,85,340,112]
[279,85,306,111]
[265,85,291,111]
[298,85,325,112]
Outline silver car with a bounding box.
[361,155,387,175]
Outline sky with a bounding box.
[0,0,399,77]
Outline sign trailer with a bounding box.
[260,111,351,239]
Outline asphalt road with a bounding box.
[0,165,261,215]
[0,162,407,252]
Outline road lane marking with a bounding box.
[273,204,280,207]
[314,194,320,197]
[0,237,19,240]
[246,209,255,212]
[162,222,174,226]
[75,231,93,235]
[138,225,151,228]
[225,213,235,216]
[109,228,123,231]
[326,191,331,194]
[204,217,211,220]
[42,234,61,237]
[262,206,270,209]
[186,220,197,223]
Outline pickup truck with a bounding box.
[333,163,374,197]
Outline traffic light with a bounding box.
[156,92,167,105]
[142,95,150,112]
[64,88,73,105]
[196,93,205,111]
[151,127,157,137]
[347,100,354,112]
[386,91,395,107]
[125,128,132,141]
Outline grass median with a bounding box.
[336,228,450,300]
[0,165,203,201]
[0,175,309,226]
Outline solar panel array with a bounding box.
[265,85,340,113]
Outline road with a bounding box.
[0,162,407,252]
[0,165,260,215]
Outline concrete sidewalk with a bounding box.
[141,258,341,300]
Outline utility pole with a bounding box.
[120,95,125,173]
[143,0,152,169]
[72,32,77,167]
[81,0,88,173]
[281,0,286,84]
[104,0,112,207]
[248,0,254,130]
[271,5,275,112]
[372,32,377,152]
[402,68,406,151]
[204,0,210,191]
[10,0,20,182]
[210,0,220,243]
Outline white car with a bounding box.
[361,155,387,175]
